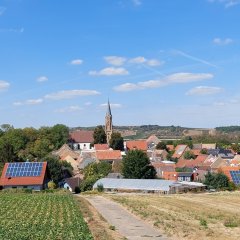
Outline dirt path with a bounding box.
[85,195,168,240]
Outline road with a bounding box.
[85,195,168,240]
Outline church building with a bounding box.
[105,100,113,144]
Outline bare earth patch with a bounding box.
[108,192,240,240]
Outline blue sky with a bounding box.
[0,0,239,128]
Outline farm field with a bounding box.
[0,191,92,240]
[109,192,240,240]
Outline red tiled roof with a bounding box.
[219,166,240,181]
[126,140,148,151]
[96,150,122,160]
[94,144,109,151]
[176,155,208,169]
[152,162,176,172]
[162,171,178,181]
[166,145,174,151]
[0,162,47,186]
[69,130,94,143]
[191,149,201,156]
[231,159,240,165]
[195,154,208,164]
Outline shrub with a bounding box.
[75,186,81,194]
[80,176,99,192]
[224,219,238,228]
[47,181,57,189]
[200,218,208,228]
[109,225,116,231]
[97,184,104,192]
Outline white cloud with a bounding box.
[138,80,165,88]
[186,86,223,96]
[129,56,164,67]
[132,0,142,6]
[70,59,83,65]
[26,99,43,105]
[89,67,129,76]
[113,83,140,92]
[129,56,147,64]
[146,59,164,66]
[0,80,10,91]
[100,103,123,108]
[208,0,240,8]
[104,56,127,66]
[114,72,213,92]
[0,7,6,16]
[165,72,213,83]
[13,98,43,106]
[44,89,100,100]
[213,38,233,45]
[55,105,83,113]
[37,76,48,82]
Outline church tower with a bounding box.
[105,99,113,144]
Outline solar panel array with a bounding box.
[5,162,43,178]
[230,170,240,185]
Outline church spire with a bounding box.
[106,99,112,116]
[105,99,113,145]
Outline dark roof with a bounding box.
[178,172,193,177]
[207,148,235,159]
[0,162,47,186]
[65,177,81,190]
[69,130,94,143]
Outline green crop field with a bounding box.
[0,191,93,240]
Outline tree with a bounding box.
[43,156,73,185]
[0,124,13,132]
[3,129,28,156]
[93,125,107,144]
[204,172,234,190]
[122,150,156,179]
[0,139,17,163]
[183,150,196,160]
[200,148,208,154]
[33,138,53,159]
[81,162,112,191]
[83,162,112,180]
[156,142,168,151]
[109,132,124,151]
[231,144,240,154]
[50,124,69,149]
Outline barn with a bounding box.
[0,162,48,191]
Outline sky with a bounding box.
[0,0,240,128]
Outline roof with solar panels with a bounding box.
[0,162,47,187]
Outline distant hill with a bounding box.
[70,125,240,143]
[115,125,217,140]
[70,125,216,140]
[216,126,240,133]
